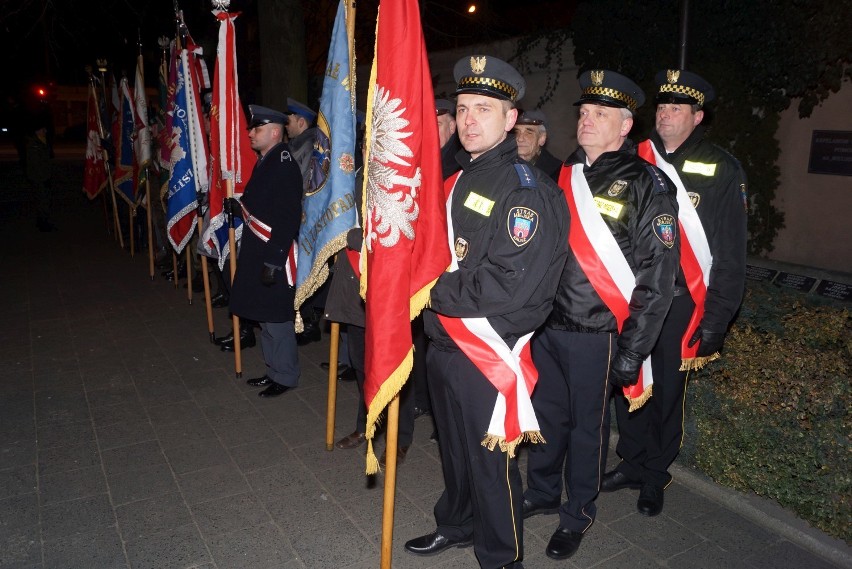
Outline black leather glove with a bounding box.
[261,264,279,287]
[688,326,726,357]
[196,191,209,208]
[224,197,243,220]
[346,227,363,251]
[609,348,644,388]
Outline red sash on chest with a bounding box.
[638,140,718,370]
[558,164,653,411]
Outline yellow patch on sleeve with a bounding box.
[682,160,717,176]
[594,196,624,219]
[463,192,495,216]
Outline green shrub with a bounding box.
[682,281,851,543]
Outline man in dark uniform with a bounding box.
[522,70,680,560]
[404,55,569,569]
[226,105,303,398]
[513,109,562,182]
[436,98,462,179]
[602,70,747,516]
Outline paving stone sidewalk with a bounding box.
[0,158,848,568]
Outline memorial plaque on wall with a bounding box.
[815,280,852,302]
[808,130,852,176]
[745,265,778,282]
[775,271,818,292]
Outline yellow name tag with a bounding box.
[594,197,624,219]
[463,192,495,216]
[682,160,717,176]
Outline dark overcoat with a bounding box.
[230,142,303,323]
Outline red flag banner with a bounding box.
[203,10,256,266]
[362,0,450,473]
[83,82,107,200]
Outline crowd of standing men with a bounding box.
[155,50,746,569]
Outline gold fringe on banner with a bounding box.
[679,351,721,371]
[627,384,653,412]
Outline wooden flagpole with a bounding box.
[226,177,242,378]
[145,175,155,280]
[186,248,193,304]
[129,208,135,257]
[171,252,179,289]
[89,65,124,250]
[201,255,215,343]
[380,395,400,569]
[325,322,341,450]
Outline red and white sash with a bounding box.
[239,201,298,286]
[638,140,718,370]
[558,164,654,411]
[436,172,542,455]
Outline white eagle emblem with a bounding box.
[365,85,421,251]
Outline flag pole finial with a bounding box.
[211,0,231,10]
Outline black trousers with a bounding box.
[347,325,414,446]
[428,345,523,569]
[525,328,613,533]
[613,294,694,488]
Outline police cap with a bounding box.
[453,55,525,103]
[286,98,318,123]
[654,69,715,107]
[574,69,645,113]
[516,109,547,126]
[247,104,287,129]
[435,99,455,117]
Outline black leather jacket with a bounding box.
[548,140,679,358]
[647,127,747,334]
[426,136,570,350]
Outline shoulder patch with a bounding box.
[280,150,293,162]
[645,165,669,194]
[507,206,539,247]
[653,214,676,248]
[514,163,537,188]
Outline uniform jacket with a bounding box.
[289,126,317,191]
[426,136,570,350]
[550,140,679,358]
[647,126,747,334]
[528,147,562,183]
[229,141,303,323]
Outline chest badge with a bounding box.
[607,180,628,197]
[454,237,469,261]
[508,206,539,247]
[653,214,676,248]
[687,191,700,209]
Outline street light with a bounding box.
[468,4,476,13]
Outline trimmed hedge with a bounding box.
[680,281,851,543]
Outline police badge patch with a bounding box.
[454,237,469,261]
[508,207,539,247]
[607,180,628,197]
[653,214,676,248]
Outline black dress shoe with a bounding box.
[221,329,256,352]
[246,375,272,387]
[413,406,431,419]
[379,446,409,468]
[600,469,642,492]
[637,483,664,516]
[545,527,584,560]
[522,497,561,519]
[337,367,356,382]
[296,324,321,346]
[210,292,229,308]
[258,383,291,397]
[403,531,472,556]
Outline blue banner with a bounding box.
[166,52,200,253]
[295,0,358,310]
